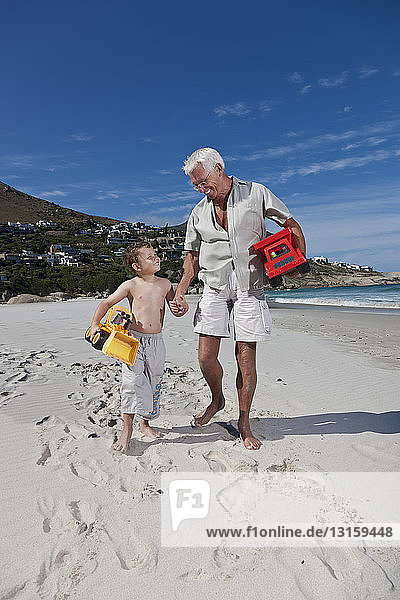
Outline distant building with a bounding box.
[49,244,79,255]
[331,261,347,268]
[0,253,22,264]
[36,220,59,228]
[313,256,329,265]
[59,255,83,267]
[7,222,37,232]
[107,234,136,245]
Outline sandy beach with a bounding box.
[1,297,399,599]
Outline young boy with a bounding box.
[89,240,187,452]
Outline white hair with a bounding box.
[183,147,225,175]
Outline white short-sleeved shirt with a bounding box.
[184,176,292,291]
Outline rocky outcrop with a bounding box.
[274,265,400,290]
[7,294,57,304]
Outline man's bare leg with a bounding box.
[235,341,261,450]
[139,418,163,439]
[193,334,225,426]
[113,413,134,452]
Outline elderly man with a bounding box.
[171,147,306,450]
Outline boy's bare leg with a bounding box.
[113,413,134,452]
[235,341,261,450]
[193,334,225,426]
[139,419,163,439]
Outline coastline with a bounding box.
[268,300,400,314]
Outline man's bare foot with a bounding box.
[112,425,132,452]
[238,419,262,450]
[192,395,225,427]
[139,419,163,439]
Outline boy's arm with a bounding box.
[165,282,188,317]
[89,280,132,339]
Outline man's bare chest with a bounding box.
[214,205,228,232]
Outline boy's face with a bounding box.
[133,246,160,275]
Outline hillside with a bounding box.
[0,181,119,226]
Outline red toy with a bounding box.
[252,226,310,287]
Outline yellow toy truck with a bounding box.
[84,305,139,366]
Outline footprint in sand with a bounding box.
[189,448,258,473]
[136,445,176,473]
[0,349,60,399]
[180,546,263,580]
[103,527,158,572]
[351,442,400,466]
[69,458,110,488]
[31,498,100,599]
[37,496,98,536]
[35,543,98,599]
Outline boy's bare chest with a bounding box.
[133,282,165,305]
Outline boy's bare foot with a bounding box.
[140,419,163,439]
[238,418,262,450]
[192,395,225,427]
[112,425,133,453]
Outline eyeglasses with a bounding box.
[191,168,214,191]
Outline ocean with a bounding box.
[265,283,400,310]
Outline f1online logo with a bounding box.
[169,480,211,531]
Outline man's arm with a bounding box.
[284,217,306,255]
[170,251,199,315]
[281,217,307,279]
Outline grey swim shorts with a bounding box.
[120,332,165,419]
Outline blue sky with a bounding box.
[1,0,399,271]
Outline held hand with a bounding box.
[170,294,189,316]
[89,323,101,341]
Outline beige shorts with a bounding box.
[193,270,272,342]
[120,332,165,419]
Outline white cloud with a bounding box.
[240,119,400,161]
[64,134,93,142]
[288,72,303,84]
[343,105,352,113]
[214,103,250,117]
[280,149,394,180]
[95,190,121,200]
[358,66,380,79]
[2,154,35,168]
[341,137,386,152]
[300,85,312,95]
[40,190,67,198]
[158,169,173,175]
[259,100,274,113]
[318,71,349,88]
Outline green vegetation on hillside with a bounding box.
[0,181,119,226]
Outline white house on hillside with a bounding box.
[313,256,329,264]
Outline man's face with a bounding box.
[189,164,222,200]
